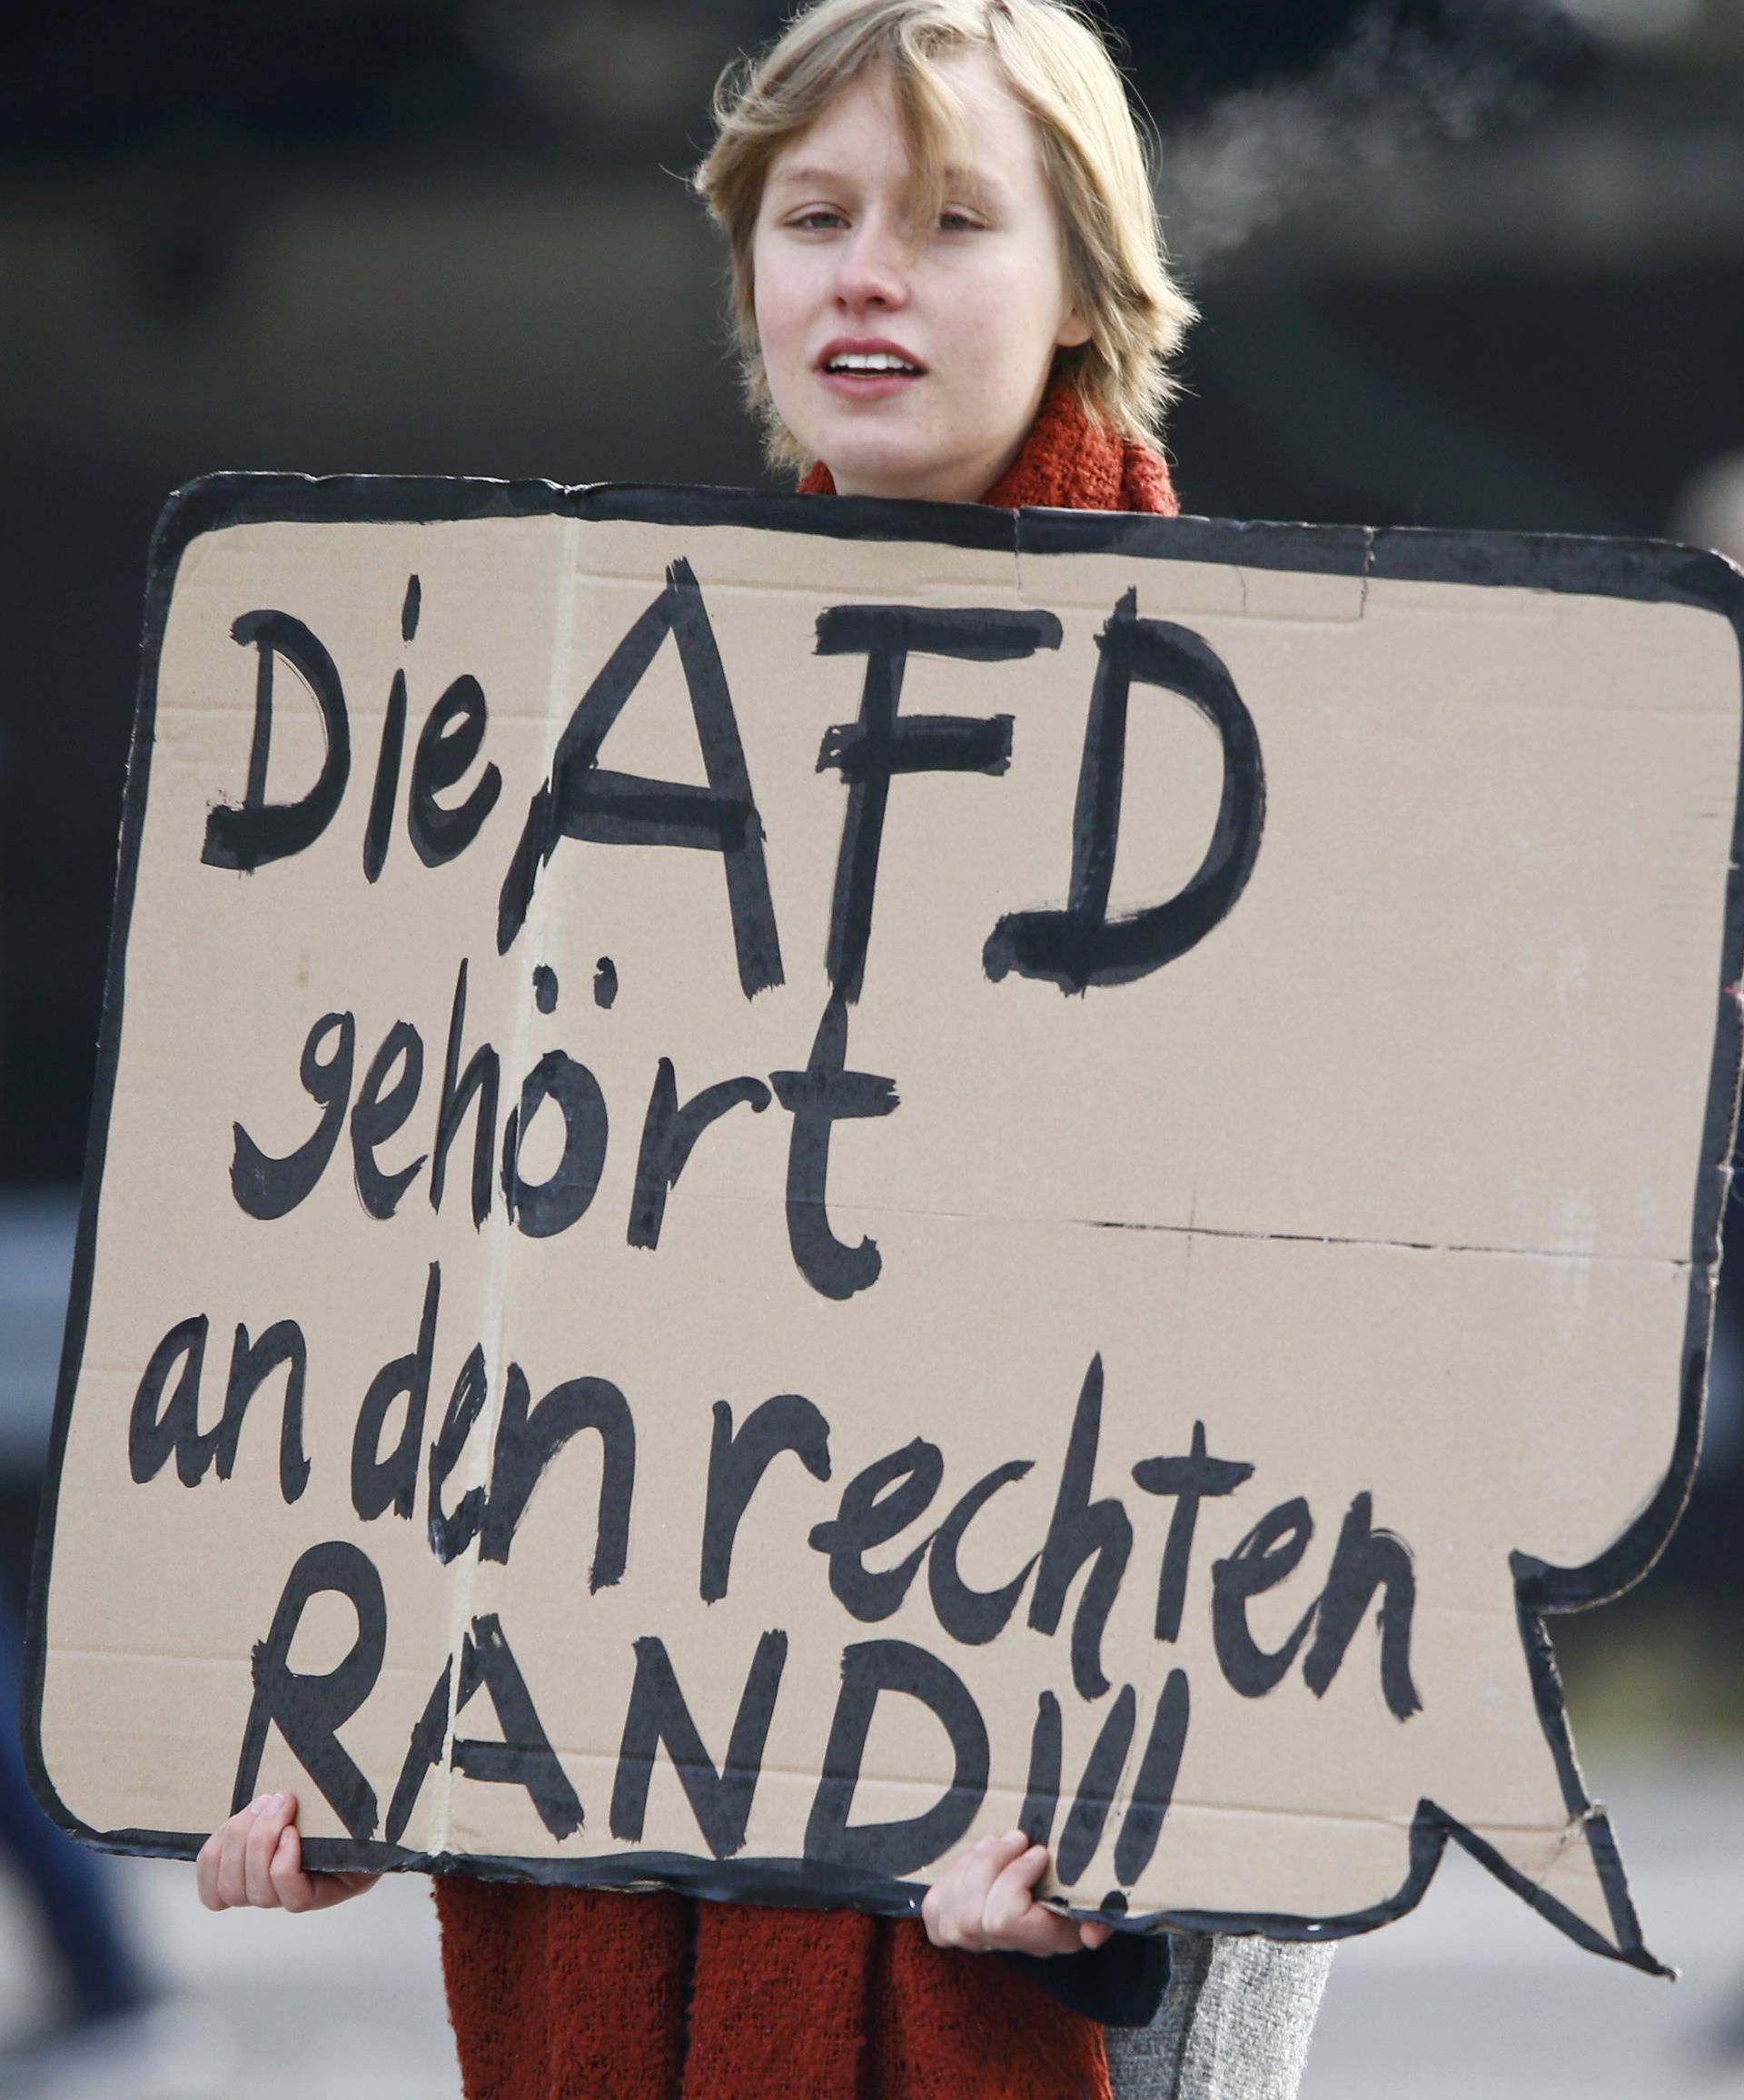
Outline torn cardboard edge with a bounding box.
[5,1802,1664,1976]
[22,474,1744,1976]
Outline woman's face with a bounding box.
[751,50,1090,503]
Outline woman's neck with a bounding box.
[798,379,1182,519]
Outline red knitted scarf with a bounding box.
[433,379,1178,2100]
[436,1883,1116,2099]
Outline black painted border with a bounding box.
[23,473,1744,1976]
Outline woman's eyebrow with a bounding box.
[941,166,1006,209]
[765,164,851,195]
[765,163,1006,208]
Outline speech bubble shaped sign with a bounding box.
[25,480,1744,1971]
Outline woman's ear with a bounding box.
[1056,306,1094,350]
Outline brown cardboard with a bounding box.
[25,478,1744,1971]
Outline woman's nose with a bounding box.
[833,221,909,310]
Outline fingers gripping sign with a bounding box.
[195,1791,380,1916]
[920,1831,1115,1958]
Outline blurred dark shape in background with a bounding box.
[0,0,1740,1930]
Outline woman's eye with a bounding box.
[937,210,982,233]
[792,209,846,231]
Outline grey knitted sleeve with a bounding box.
[1105,1934,1335,2100]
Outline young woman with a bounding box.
[197,3,1333,2092]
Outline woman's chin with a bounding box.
[817,439,982,505]
[781,397,951,501]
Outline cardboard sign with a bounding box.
[25,478,1744,1971]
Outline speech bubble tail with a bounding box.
[1425,1798,1671,1977]
[1417,1591,1674,1974]
[1404,1587,1674,1975]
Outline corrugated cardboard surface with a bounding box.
[25,480,1744,1966]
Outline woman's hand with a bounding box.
[920,1830,1115,1957]
[195,1790,381,1914]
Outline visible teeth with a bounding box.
[828,352,918,372]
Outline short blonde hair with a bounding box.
[693,0,1197,474]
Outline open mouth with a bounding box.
[821,352,925,376]
[815,339,928,384]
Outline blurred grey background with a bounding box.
[1,0,1742,2092]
